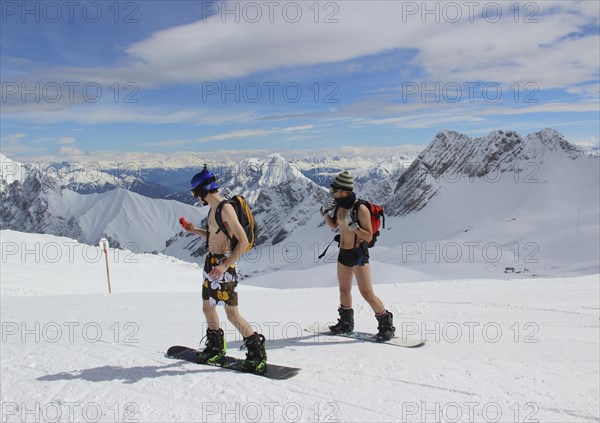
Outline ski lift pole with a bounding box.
[99,238,112,294]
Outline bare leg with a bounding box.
[225,306,254,338]
[202,300,221,331]
[353,264,385,314]
[337,262,354,308]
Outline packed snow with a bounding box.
[1,230,598,422]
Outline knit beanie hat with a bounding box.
[331,171,354,191]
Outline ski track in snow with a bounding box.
[2,289,599,422]
[1,230,599,422]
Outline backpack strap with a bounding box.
[205,222,210,249]
[214,199,230,239]
[352,200,369,229]
[352,200,372,246]
[318,234,340,259]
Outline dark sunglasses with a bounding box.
[329,187,341,195]
[190,188,208,199]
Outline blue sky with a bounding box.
[1,0,599,163]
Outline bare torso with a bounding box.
[207,206,232,255]
[336,206,364,249]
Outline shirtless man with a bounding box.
[322,171,395,342]
[183,165,267,373]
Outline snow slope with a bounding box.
[373,152,600,279]
[62,188,207,252]
[1,230,598,422]
[371,129,600,280]
[1,155,206,252]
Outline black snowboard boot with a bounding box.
[196,328,226,364]
[375,311,396,342]
[241,332,267,374]
[329,306,354,334]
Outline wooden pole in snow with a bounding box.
[99,238,112,294]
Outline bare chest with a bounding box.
[207,209,230,253]
[336,208,359,248]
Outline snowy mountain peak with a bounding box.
[527,128,585,158]
[259,153,305,187]
[0,153,205,252]
[1,155,83,239]
[0,154,26,190]
[429,128,583,161]
[226,154,310,197]
[166,154,328,259]
[387,129,590,216]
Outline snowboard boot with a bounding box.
[196,328,227,364]
[329,306,354,334]
[241,332,267,374]
[375,311,396,342]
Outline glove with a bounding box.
[348,221,360,232]
[345,211,360,232]
[320,200,336,216]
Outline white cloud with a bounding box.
[197,129,272,142]
[567,83,600,99]
[346,98,600,131]
[0,133,31,156]
[57,137,76,145]
[27,1,598,92]
[142,139,191,147]
[571,136,600,149]
[196,125,316,142]
[0,133,38,157]
[2,104,258,126]
[1,133,27,144]
[2,1,597,139]
[144,125,318,148]
[58,145,88,158]
[280,124,315,132]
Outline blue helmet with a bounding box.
[190,165,219,193]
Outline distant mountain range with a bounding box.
[2,129,597,277]
[22,146,421,207]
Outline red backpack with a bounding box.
[353,200,385,248]
[319,199,385,259]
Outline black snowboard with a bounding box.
[166,345,300,380]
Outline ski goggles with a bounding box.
[191,186,209,199]
[191,175,218,198]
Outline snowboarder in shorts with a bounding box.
[182,165,267,373]
[321,171,396,342]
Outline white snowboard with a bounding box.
[305,323,426,348]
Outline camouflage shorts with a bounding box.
[202,253,239,306]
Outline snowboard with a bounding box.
[166,345,300,380]
[305,323,426,348]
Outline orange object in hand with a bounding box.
[179,217,189,229]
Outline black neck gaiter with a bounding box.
[335,192,356,209]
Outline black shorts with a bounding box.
[338,244,370,267]
[202,253,239,306]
